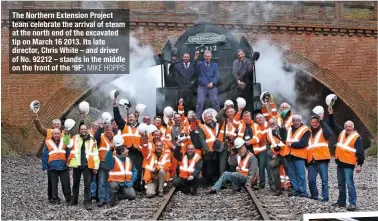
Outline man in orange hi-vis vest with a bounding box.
[173,144,203,195]
[285,115,310,198]
[328,107,364,211]
[113,100,143,192]
[108,135,137,206]
[33,113,62,203]
[42,128,71,205]
[207,137,258,194]
[266,117,289,196]
[141,140,171,198]
[307,114,333,202]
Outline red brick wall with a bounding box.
[1,1,377,153]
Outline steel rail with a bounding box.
[246,186,270,220]
[151,186,176,220]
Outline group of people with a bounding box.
[34,49,364,212]
[171,49,254,119]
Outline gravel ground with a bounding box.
[2,156,377,220]
[1,156,165,220]
[255,156,378,220]
[161,187,262,220]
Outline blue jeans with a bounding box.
[196,85,220,119]
[98,167,110,202]
[337,166,356,206]
[213,172,247,192]
[308,161,329,201]
[287,157,307,196]
[257,151,273,187]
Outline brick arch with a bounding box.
[279,47,375,136]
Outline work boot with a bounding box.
[347,205,357,211]
[84,202,92,210]
[48,198,54,204]
[190,185,198,195]
[207,188,217,194]
[109,191,117,207]
[69,198,78,207]
[332,203,346,208]
[253,185,260,190]
[273,190,282,196]
[158,191,164,197]
[97,200,106,207]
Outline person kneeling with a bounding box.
[207,138,258,193]
[108,135,137,206]
[174,142,203,195]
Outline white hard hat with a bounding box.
[102,112,112,123]
[234,137,245,149]
[163,115,170,125]
[163,106,174,116]
[177,133,188,143]
[135,104,146,114]
[312,105,324,116]
[236,97,246,109]
[137,123,148,134]
[202,108,217,122]
[146,125,158,135]
[64,119,76,131]
[29,100,40,113]
[224,100,234,107]
[78,101,90,114]
[109,89,119,100]
[119,99,130,107]
[325,94,337,107]
[260,91,268,102]
[113,135,124,147]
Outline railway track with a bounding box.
[151,186,270,220]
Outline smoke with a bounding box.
[253,40,313,122]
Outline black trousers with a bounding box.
[174,177,199,193]
[50,169,71,202]
[202,159,219,185]
[47,171,52,200]
[178,88,195,112]
[128,147,143,191]
[72,167,93,203]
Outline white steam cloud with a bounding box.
[253,40,312,122]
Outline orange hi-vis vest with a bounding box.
[236,152,254,176]
[286,125,310,159]
[253,122,269,155]
[143,152,171,183]
[284,115,293,130]
[266,128,286,156]
[201,124,217,152]
[307,128,330,163]
[280,166,291,189]
[261,102,278,121]
[158,125,167,138]
[216,121,237,142]
[108,156,133,183]
[46,129,64,140]
[46,139,67,163]
[121,125,141,148]
[335,130,360,165]
[98,134,114,162]
[179,153,201,179]
[67,135,97,169]
[237,122,262,150]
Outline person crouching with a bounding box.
[174,143,203,195]
[207,137,258,193]
[108,135,137,206]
